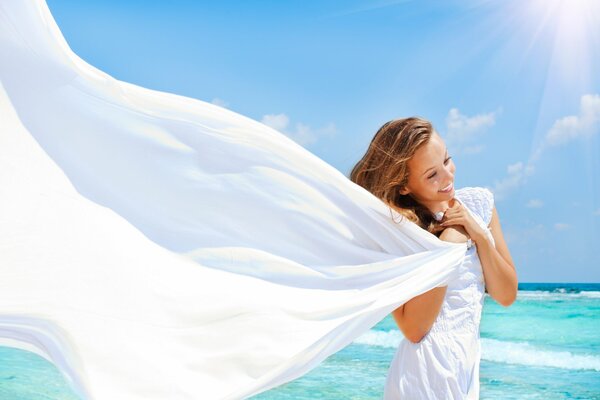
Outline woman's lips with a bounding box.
[439,182,453,193]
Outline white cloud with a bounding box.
[211,97,229,108]
[261,113,337,147]
[545,94,600,146]
[492,161,535,200]
[526,199,543,208]
[507,161,524,175]
[261,113,289,132]
[446,107,499,142]
[443,107,500,156]
[554,223,570,231]
[491,93,599,199]
[293,122,317,147]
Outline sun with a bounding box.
[521,0,600,86]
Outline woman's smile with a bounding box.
[439,182,454,193]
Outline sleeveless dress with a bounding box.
[383,186,495,400]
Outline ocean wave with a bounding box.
[516,290,600,300]
[481,338,600,371]
[353,329,401,349]
[352,330,600,371]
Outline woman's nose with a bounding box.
[443,167,454,181]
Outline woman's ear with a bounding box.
[398,186,410,195]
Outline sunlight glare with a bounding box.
[524,0,600,87]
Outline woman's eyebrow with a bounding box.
[421,149,449,176]
[422,166,436,176]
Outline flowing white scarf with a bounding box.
[0,1,468,399]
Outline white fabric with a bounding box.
[384,187,495,400]
[0,1,469,399]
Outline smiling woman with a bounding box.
[350,117,517,399]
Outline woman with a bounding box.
[350,117,518,399]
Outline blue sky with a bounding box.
[46,0,600,282]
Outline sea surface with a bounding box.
[1,283,599,399]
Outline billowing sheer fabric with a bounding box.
[0,1,468,399]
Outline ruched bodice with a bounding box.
[384,186,495,399]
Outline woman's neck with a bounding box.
[423,198,455,215]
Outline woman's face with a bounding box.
[400,132,456,208]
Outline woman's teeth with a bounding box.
[439,183,453,193]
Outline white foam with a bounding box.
[353,329,403,348]
[481,338,600,371]
[517,290,600,300]
[352,330,600,371]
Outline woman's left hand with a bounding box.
[440,198,487,244]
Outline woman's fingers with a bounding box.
[441,216,464,226]
[442,208,465,222]
[440,201,470,227]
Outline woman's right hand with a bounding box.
[440,198,486,244]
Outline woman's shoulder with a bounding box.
[455,186,495,226]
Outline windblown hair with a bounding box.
[350,117,444,235]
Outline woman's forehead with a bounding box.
[410,134,447,173]
[417,134,446,159]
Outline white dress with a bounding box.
[383,186,495,400]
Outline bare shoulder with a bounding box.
[439,225,469,243]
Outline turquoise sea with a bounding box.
[1,283,599,399]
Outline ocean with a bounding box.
[1,283,598,399]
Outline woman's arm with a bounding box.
[391,226,469,343]
[471,206,518,306]
[392,287,446,344]
[441,202,518,307]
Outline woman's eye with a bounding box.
[428,157,451,179]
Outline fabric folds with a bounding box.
[0,1,468,399]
